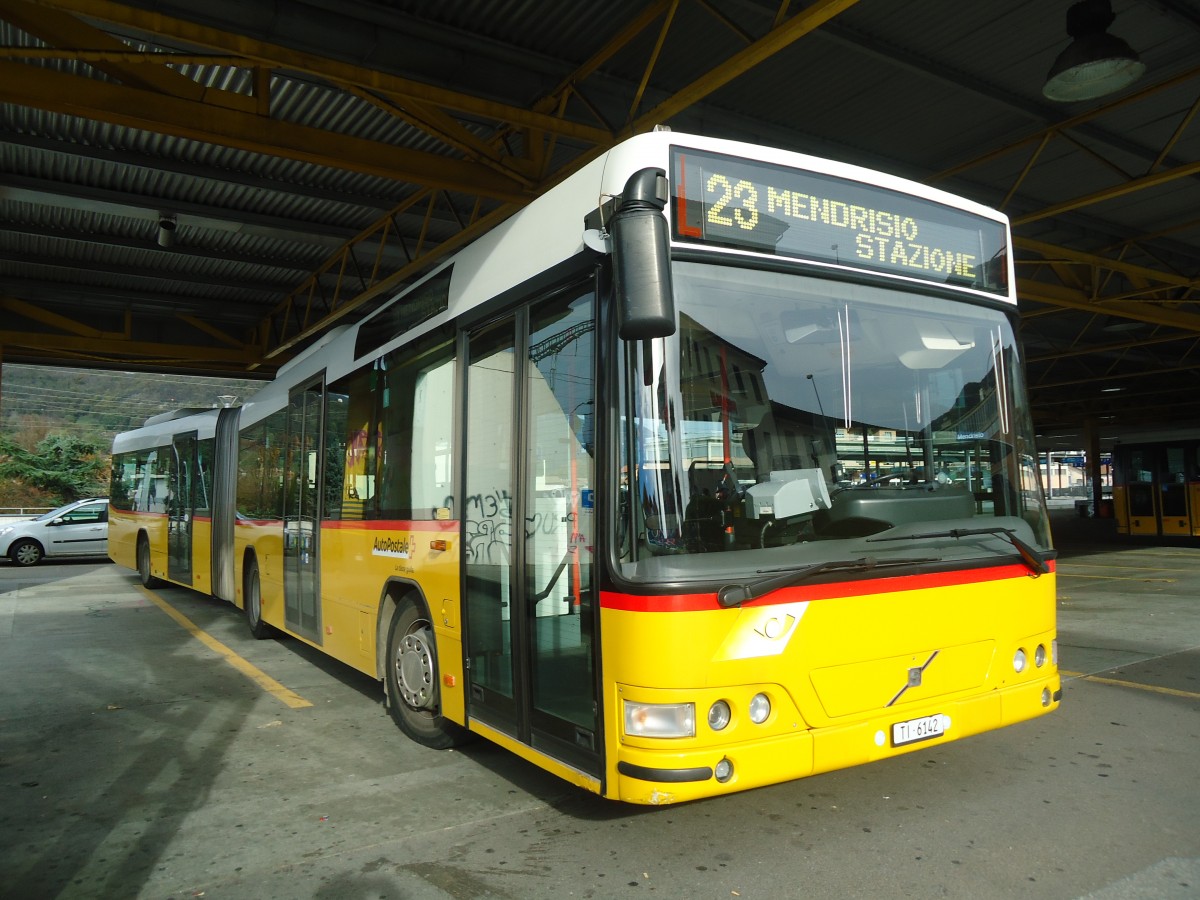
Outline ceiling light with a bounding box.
[157,214,177,249]
[1043,0,1144,102]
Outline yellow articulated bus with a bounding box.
[110,131,1060,804]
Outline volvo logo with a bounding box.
[887,650,940,707]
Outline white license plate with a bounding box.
[892,713,946,747]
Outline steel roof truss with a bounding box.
[0,0,251,111]
[0,328,263,369]
[1018,279,1200,332]
[0,60,530,200]
[933,65,1200,183]
[257,199,519,363]
[1,296,112,339]
[25,0,613,145]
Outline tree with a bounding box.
[0,433,108,504]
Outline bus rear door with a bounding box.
[168,432,196,585]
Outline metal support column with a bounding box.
[1086,418,1102,517]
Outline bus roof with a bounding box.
[111,407,223,453]
[143,131,1014,434]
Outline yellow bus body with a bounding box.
[107,508,143,572]
[232,521,467,722]
[600,564,1059,803]
[108,509,215,596]
[126,506,1058,804]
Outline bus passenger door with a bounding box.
[168,431,196,585]
[284,377,323,643]
[1125,447,1159,535]
[1159,445,1190,536]
[464,287,600,774]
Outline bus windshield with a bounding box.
[618,260,1050,581]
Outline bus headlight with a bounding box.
[624,701,695,738]
[1035,644,1047,668]
[1013,648,1027,673]
[749,693,771,724]
[707,700,731,731]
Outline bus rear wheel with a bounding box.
[384,598,467,749]
[137,534,160,587]
[244,556,274,639]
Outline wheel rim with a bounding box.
[15,542,40,565]
[395,622,436,710]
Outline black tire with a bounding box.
[244,556,274,639]
[9,538,44,567]
[136,534,160,587]
[384,598,468,749]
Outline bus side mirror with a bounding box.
[612,168,676,340]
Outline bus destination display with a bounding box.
[671,147,1008,296]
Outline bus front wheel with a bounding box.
[137,535,160,587]
[384,598,467,749]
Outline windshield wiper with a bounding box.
[717,555,941,608]
[867,526,1050,576]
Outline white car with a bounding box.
[0,498,110,567]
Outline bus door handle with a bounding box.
[530,550,571,606]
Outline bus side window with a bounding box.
[377,333,455,520]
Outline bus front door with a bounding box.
[284,378,323,643]
[1125,447,1159,535]
[464,288,600,775]
[1159,445,1191,536]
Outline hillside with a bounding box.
[2,364,266,444]
[1,364,267,506]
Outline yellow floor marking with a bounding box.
[1059,669,1200,700]
[1059,565,1185,576]
[140,587,313,709]
[1078,674,1200,700]
[1058,573,1177,582]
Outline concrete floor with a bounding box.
[1,509,1197,899]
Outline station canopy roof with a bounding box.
[2,0,1199,451]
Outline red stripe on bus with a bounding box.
[112,510,210,524]
[599,561,1055,613]
[111,509,167,520]
[231,519,459,531]
[322,519,459,532]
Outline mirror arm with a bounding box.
[612,168,676,340]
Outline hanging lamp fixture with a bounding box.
[1043,0,1145,101]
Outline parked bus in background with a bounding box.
[1111,437,1200,537]
[110,130,1060,804]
